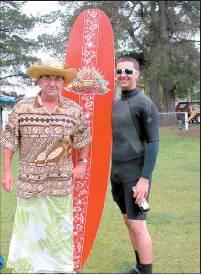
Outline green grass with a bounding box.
[0,127,200,273]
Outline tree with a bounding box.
[37,1,124,59]
[157,1,200,111]
[126,1,200,111]
[30,1,200,111]
[0,1,45,88]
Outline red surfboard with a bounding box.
[62,9,114,270]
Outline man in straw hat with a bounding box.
[1,57,91,273]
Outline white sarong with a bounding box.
[7,195,73,273]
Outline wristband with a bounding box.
[79,158,88,163]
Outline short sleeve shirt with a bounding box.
[0,94,91,198]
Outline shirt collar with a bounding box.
[121,88,140,98]
[33,92,66,108]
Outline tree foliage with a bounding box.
[1,1,200,111]
[114,1,200,111]
[0,1,43,87]
[41,1,199,111]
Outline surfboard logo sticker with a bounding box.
[66,67,110,95]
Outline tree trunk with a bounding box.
[106,1,123,36]
[163,89,176,112]
[148,74,162,112]
[148,1,162,111]
[159,1,176,112]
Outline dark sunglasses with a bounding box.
[116,68,134,75]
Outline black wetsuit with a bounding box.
[110,88,159,219]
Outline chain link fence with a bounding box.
[159,112,189,130]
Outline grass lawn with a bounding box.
[0,126,200,273]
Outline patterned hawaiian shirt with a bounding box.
[1,94,91,198]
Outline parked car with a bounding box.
[175,101,200,124]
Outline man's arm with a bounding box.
[1,146,14,192]
[134,140,159,204]
[134,98,159,205]
[71,143,91,183]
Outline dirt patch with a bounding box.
[176,125,200,138]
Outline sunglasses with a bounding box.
[116,68,135,75]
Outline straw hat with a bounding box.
[27,58,77,84]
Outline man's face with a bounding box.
[115,61,139,90]
[37,75,64,98]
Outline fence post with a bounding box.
[185,112,189,130]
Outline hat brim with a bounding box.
[27,65,77,84]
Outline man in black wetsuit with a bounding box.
[111,57,159,274]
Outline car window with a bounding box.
[178,103,188,109]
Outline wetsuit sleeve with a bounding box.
[141,140,159,180]
[140,99,159,142]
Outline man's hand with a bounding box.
[72,162,87,183]
[133,177,149,205]
[1,172,14,192]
